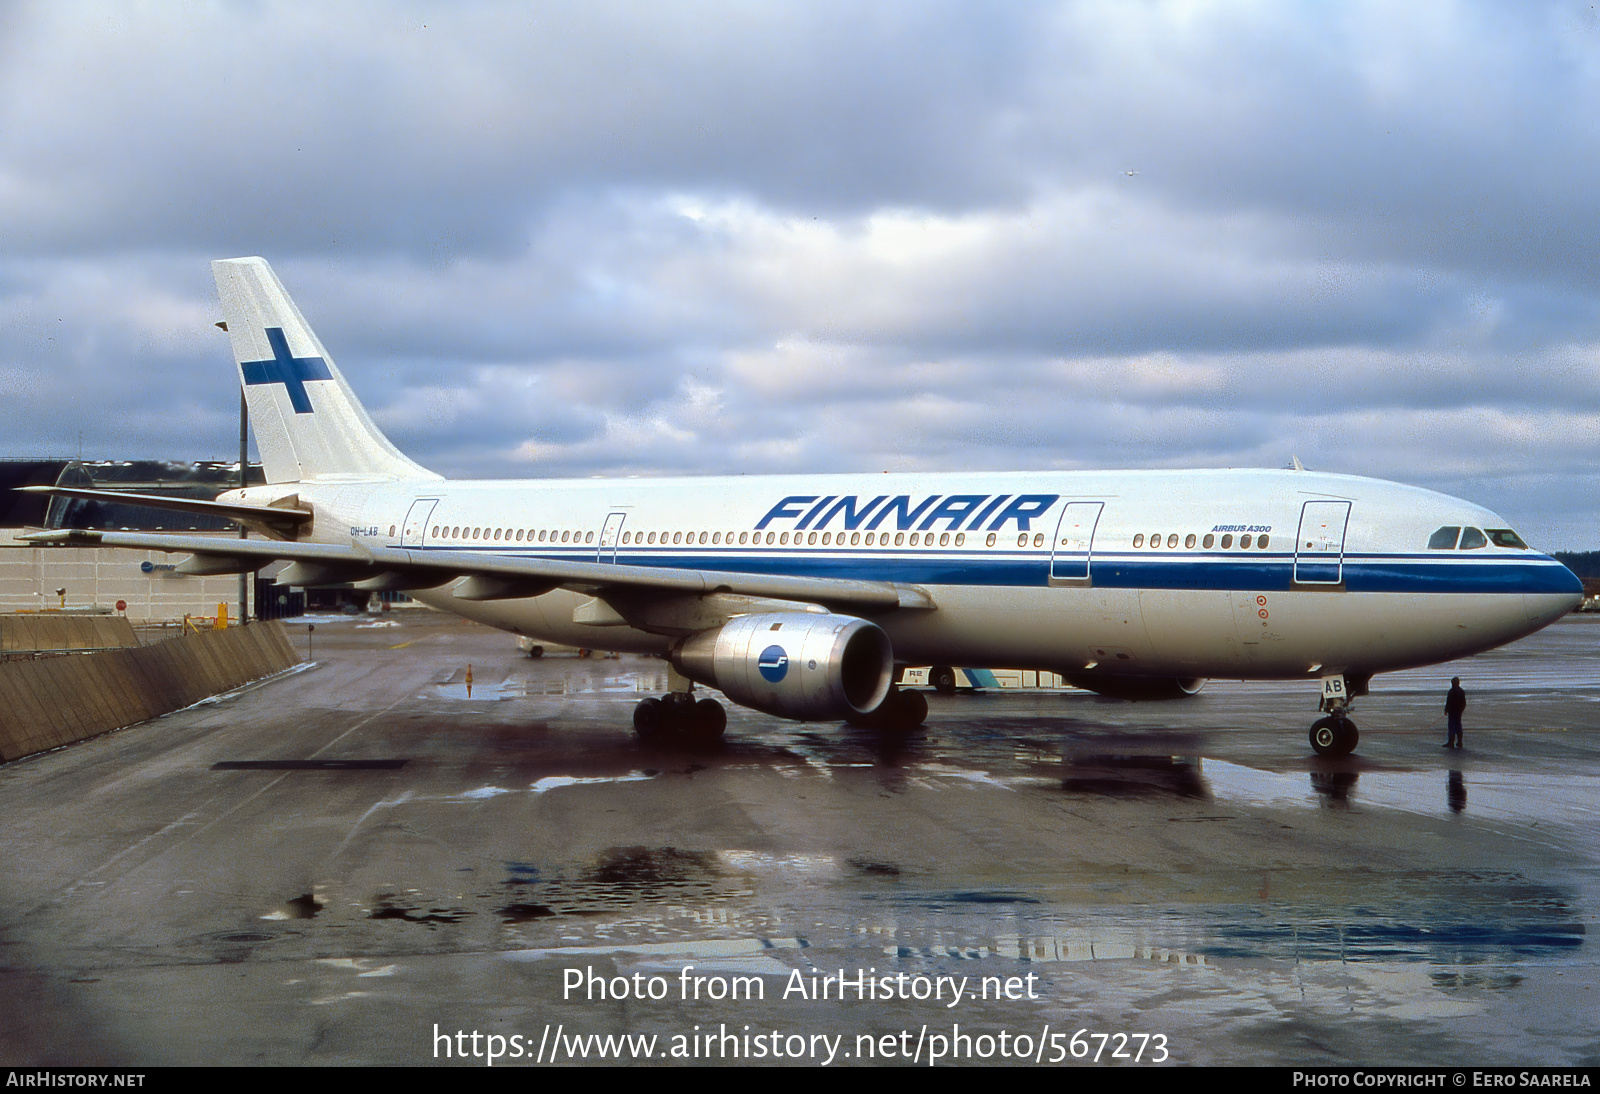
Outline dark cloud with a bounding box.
[0,2,1596,546]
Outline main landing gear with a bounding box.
[634,665,726,745]
[1308,673,1367,757]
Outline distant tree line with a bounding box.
[1554,552,1600,580]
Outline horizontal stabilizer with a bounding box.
[19,485,311,535]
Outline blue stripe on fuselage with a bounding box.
[416,545,1579,595]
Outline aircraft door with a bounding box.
[1294,500,1351,585]
[1050,501,1105,583]
[401,498,439,547]
[598,511,627,563]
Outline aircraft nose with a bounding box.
[1524,591,1581,628]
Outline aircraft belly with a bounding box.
[411,587,672,655]
[877,585,1155,671]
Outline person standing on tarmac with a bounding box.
[1445,677,1467,749]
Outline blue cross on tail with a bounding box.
[241,327,333,414]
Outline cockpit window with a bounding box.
[1428,526,1461,550]
[1458,527,1488,550]
[1486,529,1528,549]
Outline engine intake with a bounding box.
[670,613,893,721]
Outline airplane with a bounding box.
[24,257,1583,755]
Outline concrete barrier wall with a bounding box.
[0,615,140,653]
[0,621,302,763]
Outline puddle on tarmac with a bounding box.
[1202,758,1600,827]
[1060,754,1208,798]
[432,669,664,701]
[262,893,324,920]
[368,896,468,926]
[497,846,756,918]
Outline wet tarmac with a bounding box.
[1,611,1597,1066]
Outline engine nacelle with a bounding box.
[1062,675,1206,700]
[670,613,893,721]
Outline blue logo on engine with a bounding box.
[758,644,789,683]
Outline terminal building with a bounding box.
[0,459,305,623]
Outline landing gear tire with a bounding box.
[930,666,957,695]
[1309,716,1359,757]
[633,697,665,740]
[690,698,726,743]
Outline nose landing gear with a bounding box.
[1309,714,1359,756]
[1308,673,1367,757]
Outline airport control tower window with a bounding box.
[1487,529,1528,548]
[1459,527,1488,550]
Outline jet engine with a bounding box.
[670,613,893,721]
[1062,675,1206,700]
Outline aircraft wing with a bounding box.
[22,530,936,617]
[17,486,312,536]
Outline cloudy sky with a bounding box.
[2,1,1598,547]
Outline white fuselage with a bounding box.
[230,467,1581,683]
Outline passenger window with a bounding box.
[1033,533,1044,547]
[955,533,965,546]
[585,531,594,544]
[1486,529,1527,549]
[895,533,905,546]
[1133,534,1144,548]
[780,532,789,545]
[939,533,950,547]
[1166,533,1178,548]
[1258,534,1269,549]
[1240,534,1252,549]
[1221,534,1233,549]
[1017,533,1026,547]
[1185,534,1196,548]
[1149,531,1160,548]
[1459,527,1487,550]
[1202,534,1214,549]
[1428,526,1461,550]
[766,532,775,545]
[986,532,996,547]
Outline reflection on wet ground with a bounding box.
[4,613,1600,1064]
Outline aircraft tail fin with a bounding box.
[212,257,440,485]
